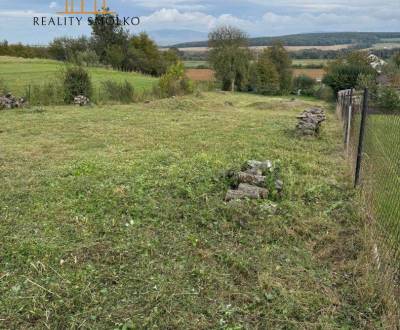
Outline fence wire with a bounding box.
[337,88,400,320]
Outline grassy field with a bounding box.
[292,59,330,66]
[184,60,209,68]
[0,56,158,96]
[0,92,382,328]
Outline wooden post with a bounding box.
[355,88,369,187]
[346,89,353,152]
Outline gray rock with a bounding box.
[73,95,90,106]
[238,172,266,187]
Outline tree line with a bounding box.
[0,11,179,77]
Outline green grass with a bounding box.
[0,93,382,328]
[292,59,330,66]
[184,60,209,68]
[0,56,158,96]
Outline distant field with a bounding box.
[293,68,325,80]
[371,43,400,50]
[0,56,158,96]
[185,68,215,81]
[292,59,330,66]
[179,44,352,53]
[184,60,208,68]
[185,67,325,82]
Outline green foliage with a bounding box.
[0,40,49,59]
[73,50,100,67]
[126,33,167,75]
[249,44,292,95]
[49,37,90,62]
[322,52,376,94]
[264,42,293,93]
[208,26,252,92]
[314,85,335,102]
[62,66,93,103]
[91,12,129,64]
[100,80,134,103]
[157,62,193,97]
[377,86,400,111]
[293,75,316,96]
[250,58,280,95]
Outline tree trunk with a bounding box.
[231,78,235,92]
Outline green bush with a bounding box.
[73,50,100,67]
[63,66,92,104]
[158,62,193,98]
[100,80,134,103]
[292,75,316,96]
[314,85,335,102]
[377,86,400,111]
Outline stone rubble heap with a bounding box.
[0,93,25,109]
[225,160,283,202]
[74,95,90,106]
[296,108,326,136]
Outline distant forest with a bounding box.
[172,32,400,48]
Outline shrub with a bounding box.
[314,85,335,102]
[377,86,400,111]
[62,66,92,104]
[292,75,316,96]
[73,50,100,67]
[100,80,134,103]
[158,62,193,97]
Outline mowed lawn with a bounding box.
[0,56,158,96]
[0,93,381,328]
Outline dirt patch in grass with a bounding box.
[186,69,215,81]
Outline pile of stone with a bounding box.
[0,93,25,109]
[296,108,326,136]
[225,160,283,202]
[73,95,90,106]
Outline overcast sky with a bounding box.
[0,0,399,44]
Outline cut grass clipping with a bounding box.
[0,92,383,328]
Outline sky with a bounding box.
[0,0,399,45]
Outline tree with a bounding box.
[90,10,129,64]
[264,41,292,93]
[250,57,280,95]
[208,26,252,92]
[323,52,376,95]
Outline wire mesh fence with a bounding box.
[337,88,400,320]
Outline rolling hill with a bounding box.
[171,32,400,48]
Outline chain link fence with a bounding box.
[337,88,400,322]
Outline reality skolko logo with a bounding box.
[33,0,140,26]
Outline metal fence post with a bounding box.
[354,88,369,187]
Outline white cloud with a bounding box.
[49,2,57,9]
